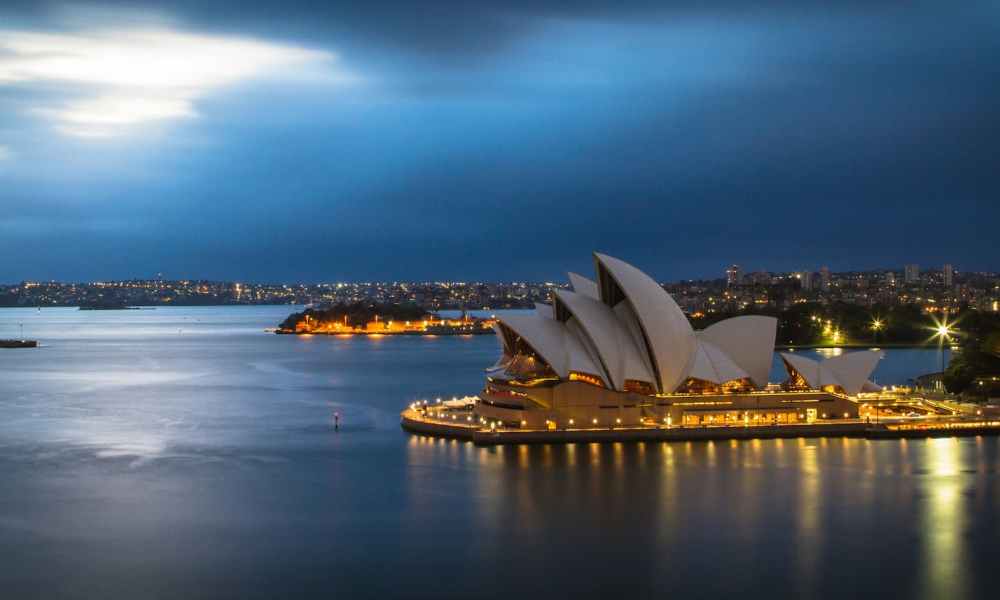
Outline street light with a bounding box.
[931,316,955,341]
[930,316,956,372]
[870,317,883,343]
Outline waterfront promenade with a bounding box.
[400,405,1000,446]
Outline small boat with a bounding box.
[0,339,38,348]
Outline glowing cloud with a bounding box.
[0,28,340,137]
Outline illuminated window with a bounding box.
[624,379,655,395]
[569,372,605,388]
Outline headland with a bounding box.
[276,302,495,336]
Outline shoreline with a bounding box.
[776,342,948,350]
[275,329,493,336]
[400,409,1000,445]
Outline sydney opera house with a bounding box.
[475,253,882,429]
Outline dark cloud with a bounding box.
[0,1,925,59]
[1,1,998,281]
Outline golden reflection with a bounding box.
[655,442,680,544]
[517,444,529,470]
[795,442,821,591]
[746,438,762,469]
[663,442,675,469]
[930,437,958,476]
[921,437,967,600]
[589,442,600,465]
[900,438,915,477]
[975,436,985,473]
[863,439,874,474]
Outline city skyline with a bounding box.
[1,261,989,286]
[2,1,999,282]
[4,262,996,317]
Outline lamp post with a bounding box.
[931,317,955,373]
[870,318,883,344]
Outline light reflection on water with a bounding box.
[923,438,967,600]
[0,307,996,599]
[401,435,998,599]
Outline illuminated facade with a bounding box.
[477,253,881,428]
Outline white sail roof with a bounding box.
[781,352,837,389]
[698,316,777,389]
[489,323,512,371]
[553,289,655,391]
[861,380,884,393]
[498,313,606,385]
[594,253,696,393]
[780,350,883,396]
[689,340,750,384]
[823,350,884,396]
[567,272,599,299]
[488,253,796,397]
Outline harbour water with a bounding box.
[1,306,997,599]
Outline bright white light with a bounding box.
[0,28,341,137]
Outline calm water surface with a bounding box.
[1,307,997,599]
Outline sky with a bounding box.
[1,1,998,283]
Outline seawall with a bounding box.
[400,409,1000,446]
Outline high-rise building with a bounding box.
[797,271,813,291]
[904,264,920,284]
[726,265,742,287]
[943,264,954,287]
[819,266,831,291]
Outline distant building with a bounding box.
[943,264,954,287]
[819,266,831,291]
[797,271,813,291]
[726,265,742,287]
[905,264,920,284]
